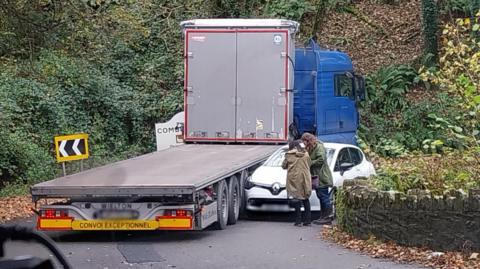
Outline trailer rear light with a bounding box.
[156,211,193,230]
[163,210,192,217]
[44,209,55,218]
[176,210,186,216]
[38,209,73,231]
[40,209,69,219]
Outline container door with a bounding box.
[236,31,289,142]
[185,31,236,141]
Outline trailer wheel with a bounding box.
[215,180,229,230]
[227,176,240,225]
[239,171,248,218]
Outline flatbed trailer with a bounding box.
[31,144,278,231]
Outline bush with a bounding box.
[364,64,418,114]
[358,62,467,156]
[0,131,55,186]
[420,13,480,151]
[0,1,209,193]
[372,168,425,193]
[264,0,315,20]
[372,150,480,194]
[0,50,167,190]
[440,0,480,16]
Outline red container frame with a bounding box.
[183,29,290,143]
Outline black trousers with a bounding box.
[292,199,311,224]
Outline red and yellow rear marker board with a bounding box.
[54,134,89,162]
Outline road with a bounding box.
[3,214,421,269]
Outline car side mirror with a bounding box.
[339,162,354,176]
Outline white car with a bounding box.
[244,143,376,212]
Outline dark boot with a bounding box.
[313,207,332,225]
[292,199,302,226]
[313,208,327,221]
[314,217,332,225]
[323,207,333,219]
[303,199,311,226]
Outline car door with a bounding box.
[348,147,372,177]
[332,147,352,187]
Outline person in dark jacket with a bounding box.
[282,140,312,226]
[301,133,334,225]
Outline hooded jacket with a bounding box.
[282,149,312,200]
[308,142,333,188]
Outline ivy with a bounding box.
[335,188,353,234]
[421,0,440,65]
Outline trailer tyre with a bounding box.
[215,180,229,230]
[239,172,248,218]
[227,176,240,225]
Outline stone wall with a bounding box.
[338,180,480,251]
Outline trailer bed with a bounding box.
[31,144,279,199]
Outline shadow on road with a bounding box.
[240,211,321,222]
[43,211,321,243]
[49,230,210,243]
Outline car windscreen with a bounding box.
[263,147,335,167]
[326,148,335,166]
[263,148,287,167]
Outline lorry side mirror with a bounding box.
[354,75,366,101]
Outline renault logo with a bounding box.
[271,182,281,195]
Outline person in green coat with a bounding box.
[282,140,312,226]
[301,133,334,225]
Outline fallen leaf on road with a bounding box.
[0,195,68,224]
[320,225,480,269]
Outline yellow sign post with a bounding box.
[54,134,89,176]
[54,133,89,162]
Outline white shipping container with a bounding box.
[181,19,298,143]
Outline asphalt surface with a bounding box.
[2,214,423,269]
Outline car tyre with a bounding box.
[214,180,229,230]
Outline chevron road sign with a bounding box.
[54,133,89,162]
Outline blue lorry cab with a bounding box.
[293,40,365,145]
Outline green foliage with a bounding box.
[0,130,56,186]
[440,0,480,16]
[372,150,480,194]
[0,182,30,197]
[359,63,466,156]
[421,0,439,65]
[364,64,417,114]
[264,0,314,20]
[335,188,353,233]
[210,0,264,17]
[360,91,463,155]
[420,14,480,152]
[375,138,408,157]
[372,169,424,193]
[0,1,194,190]
[0,51,152,186]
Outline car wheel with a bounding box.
[227,176,240,225]
[214,180,229,230]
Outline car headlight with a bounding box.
[244,177,256,190]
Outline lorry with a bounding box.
[31,19,364,232]
[293,40,364,145]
